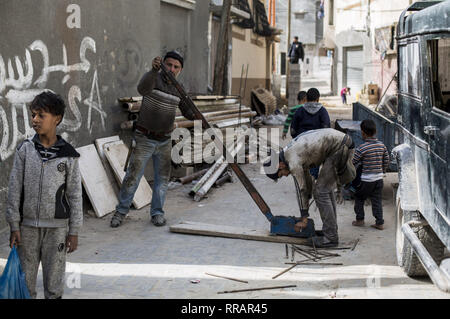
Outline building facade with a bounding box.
[274,0,332,96]
[323,0,413,97]
[210,0,277,107]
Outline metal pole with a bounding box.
[285,0,291,99]
[213,0,232,95]
[402,222,450,293]
[238,64,244,126]
[217,285,297,294]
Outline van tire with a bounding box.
[395,200,445,277]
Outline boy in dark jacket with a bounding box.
[291,88,331,179]
[291,88,330,138]
[6,91,82,299]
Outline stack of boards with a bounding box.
[76,136,153,218]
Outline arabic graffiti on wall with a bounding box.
[0,4,106,161]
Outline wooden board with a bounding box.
[103,140,152,210]
[170,221,311,245]
[76,144,119,218]
[94,136,120,195]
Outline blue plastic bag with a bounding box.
[0,246,31,299]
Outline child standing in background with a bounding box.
[341,87,351,105]
[351,119,389,230]
[282,91,307,140]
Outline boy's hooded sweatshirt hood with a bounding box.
[303,102,323,114]
[290,102,331,138]
[6,135,83,235]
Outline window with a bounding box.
[374,24,397,54]
[399,42,421,97]
[429,38,450,113]
[281,52,286,75]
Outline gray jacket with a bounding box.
[6,136,83,235]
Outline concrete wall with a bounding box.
[230,5,272,107]
[0,0,210,231]
[161,1,210,94]
[291,0,318,45]
[275,0,319,51]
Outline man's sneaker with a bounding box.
[371,224,384,230]
[110,211,126,228]
[352,220,365,227]
[151,215,166,226]
[307,236,339,248]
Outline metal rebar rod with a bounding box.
[292,247,319,262]
[292,245,320,261]
[272,263,298,279]
[296,246,340,258]
[205,272,248,284]
[311,237,318,258]
[351,238,360,251]
[319,246,352,250]
[217,285,297,294]
[292,246,319,259]
[285,262,343,266]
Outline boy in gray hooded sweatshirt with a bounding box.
[6,91,82,299]
[291,88,330,138]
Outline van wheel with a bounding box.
[395,200,445,277]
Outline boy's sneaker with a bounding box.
[371,224,384,230]
[151,215,166,226]
[352,220,365,227]
[110,211,126,228]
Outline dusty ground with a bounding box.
[0,102,449,299]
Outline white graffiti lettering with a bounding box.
[84,70,106,133]
[0,36,106,161]
[66,4,81,29]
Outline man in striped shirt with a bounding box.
[352,119,389,230]
[281,91,307,140]
[110,51,196,228]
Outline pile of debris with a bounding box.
[117,95,263,203]
[118,95,256,130]
[249,87,286,127]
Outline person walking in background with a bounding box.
[282,91,307,140]
[288,36,304,64]
[341,87,351,105]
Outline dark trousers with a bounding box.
[354,179,384,225]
